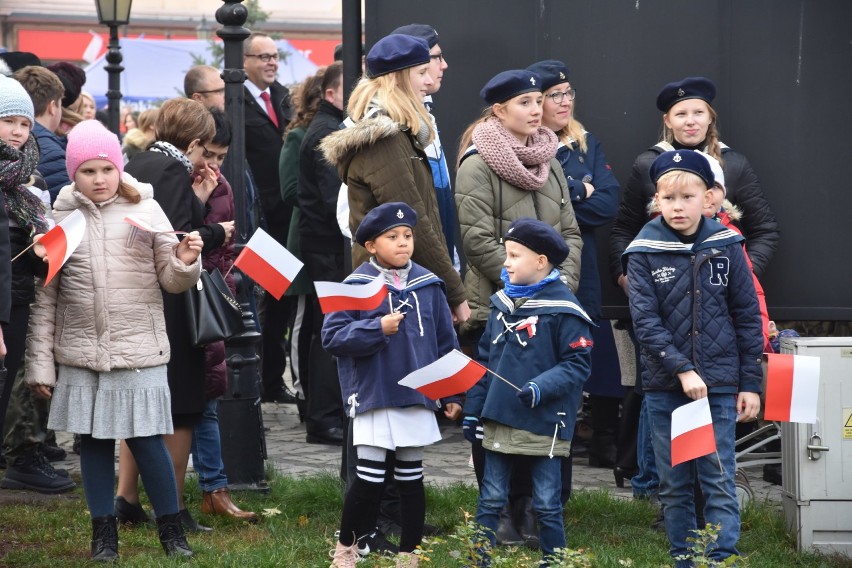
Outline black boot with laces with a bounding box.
[156,512,193,557]
[91,515,119,562]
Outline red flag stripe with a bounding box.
[41,225,69,285]
[317,293,386,314]
[234,246,292,300]
[671,423,716,467]
[415,360,486,400]
[764,353,794,422]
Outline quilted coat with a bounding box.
[455,152,583,330]
[319,114,466,308]
[25,174,201,388]
[623,216,763,394]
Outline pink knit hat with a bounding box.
[66,119,124,180]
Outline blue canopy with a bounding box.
[84,38,318,106]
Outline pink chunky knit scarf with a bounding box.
[471,117,558,191]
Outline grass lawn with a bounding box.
[0,469,848,567]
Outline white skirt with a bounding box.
[48,364,173,439]
[352,406,441,450]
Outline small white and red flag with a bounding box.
[124,215,186,234]
[671,397,716,467]
[233,228,303,300]
[314,277,388,314]
[764,353,820,423]
[40,209,87,286]
[398,349,487,400]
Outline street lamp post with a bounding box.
[94,0,132,136]
[215,0,268,491]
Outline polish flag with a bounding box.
[40,209,87,286]
[124,215,186,234]
[398,350,486,400]
[764,354,820,423]
[315,277,388,314]
[233,228,303,300]
[671,397,716,467]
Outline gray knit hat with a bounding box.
[0,75,35,124]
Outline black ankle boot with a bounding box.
[91,515,119,562]
[511,496,539,550]
[495,504,523,546]
[179,508,212,533]
[156,513,193,557]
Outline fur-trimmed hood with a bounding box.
[646,196,742,220]
[319,114,405,179]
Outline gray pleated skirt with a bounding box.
[48,364,174,439]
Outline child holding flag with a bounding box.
[623,150,762,567]
[24,120,203,561]
[321,202,461,568]
[463,218,592,567]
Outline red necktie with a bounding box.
[259,91,279,128]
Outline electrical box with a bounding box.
[781,337,852,557]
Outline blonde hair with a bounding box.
[655,170,708,193]
[118,180,141,204]
[660,101,723,166]
[555,115,588,154]
[347,68,433,145]
[69,91,96,116]
[137,109,159,133]
[457,107,494,168]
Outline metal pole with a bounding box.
[341,0,362,106]
[215,0,267,491]
[104,24,123,136]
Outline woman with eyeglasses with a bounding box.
[526,59,626,487]
[117,98,235,530]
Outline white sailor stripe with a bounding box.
[495,290,514,311]
[704,230,740,242]
[626,239,691,251]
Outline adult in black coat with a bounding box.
[118,98,228,519]
[242,32,295,402]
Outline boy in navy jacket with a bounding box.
[464,218,592,567]
[322,202,461,568]
[623,150,762,567]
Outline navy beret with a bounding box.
[355,202,418,246]
[525,60,570,92]
[366,34,430,78]
[481,70,542,105]
[656,76,716,112]
[504,218,569,267]
[650,150,715,189]
[391,24,440,48]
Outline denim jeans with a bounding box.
[476,450,565,565]
[631,395,660,498]
[190,399,228,492]
[645,391,740,567]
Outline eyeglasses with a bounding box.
[545,88,577,103]
[245,53,280,63]
[196,88,225,95]
[429,52,444,63]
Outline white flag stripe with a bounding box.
[315,277,385,299]
[61,210,87,264]
[790,356,820,423]
[245,228,302,281]
[671,397,712,440]
[398,350,471,390]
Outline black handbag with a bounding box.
[185,268,242,347]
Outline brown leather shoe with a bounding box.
[200,488,259,523]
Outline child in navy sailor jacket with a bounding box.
[463,218,593,566]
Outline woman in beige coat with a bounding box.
[25,121,202,561]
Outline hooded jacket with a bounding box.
[464,280,593,441]
[321,260,459,417]
[623,216,763,394]
[455,152,583,330]
[320,114,466,308]
[25,174,201,387]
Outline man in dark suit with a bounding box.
[242,32,295,403]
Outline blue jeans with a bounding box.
[631,395,660,498]
[190,399,228,492]
[476,451,564,565]
[645,391,740,567]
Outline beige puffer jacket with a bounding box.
[455,154,583,331]
[26,173,201,387]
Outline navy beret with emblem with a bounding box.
[656,76,716,112]
[391,24,440,48]
[650,149,715,189]
[525,60,570,92]
[504,218,569,267]
[366,34,431,78]
[480,69,542,105]
[355,202,418,246]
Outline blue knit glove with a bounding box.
[462,416,483,443]
[517,382,541,408]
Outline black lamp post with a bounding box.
[215,0,268,491]
[95,0,132,136]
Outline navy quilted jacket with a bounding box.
[623,217,763,394]
[33,123,70,204]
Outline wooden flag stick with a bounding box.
[11,241,36,262]
[715,450,724,475]
[485,368,522,392]
[224,264,235,279]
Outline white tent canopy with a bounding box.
[85,38,318,106]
